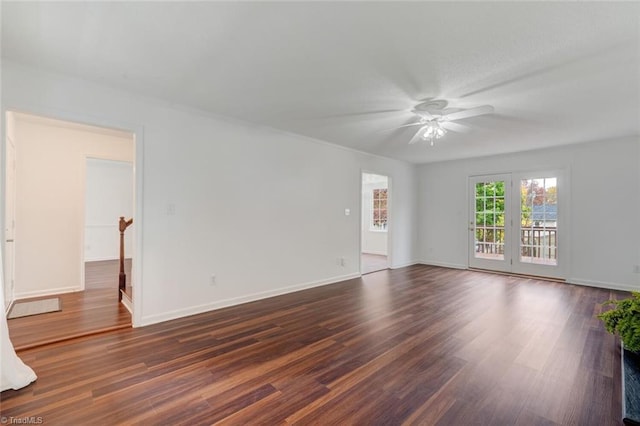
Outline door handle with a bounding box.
[5,239,14,242]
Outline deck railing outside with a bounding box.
[475,227,557,261]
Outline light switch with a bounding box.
[345,208,350,216]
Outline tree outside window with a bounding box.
[475,181,505,254]
[372,188,388,231]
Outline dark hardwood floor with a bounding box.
[362,253,388,274]
[6,260,131,351]
[1,265,626,425]
[85,258,133,297]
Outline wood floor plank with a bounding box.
[1,265,627,425]
[6,260,132,350]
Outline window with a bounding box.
[474,180,506,260]
[520,177,557,265]
[371,188,388,231]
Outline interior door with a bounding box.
[4,136,16,309]
[468,174,511,272]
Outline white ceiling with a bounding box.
[2,2,639,164]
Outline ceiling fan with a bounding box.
[390,99,494,146]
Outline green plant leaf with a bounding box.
[597,292,640,352]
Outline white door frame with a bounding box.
[3,133,16,311]
[1,107,144,326]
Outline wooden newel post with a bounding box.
[119,216,133,300]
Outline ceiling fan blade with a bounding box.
[378,121,423,132]
[440,121,471,133]
[314,108,406,119]
[442,105,494,121]
[408,126,428,144]
[411,109,435,120]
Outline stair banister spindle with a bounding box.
[118,216,133,301]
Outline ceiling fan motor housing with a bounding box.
[414,99,448,114]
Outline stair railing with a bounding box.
[118,216,133,301]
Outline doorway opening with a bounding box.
[361,172,390,274]
[85,158,135,303]
[3,111,136,349]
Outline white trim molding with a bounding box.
[419,260,467,270]
[567,278,639,293]
[363,250,387,256]
[389,260,421,269]
[120,293,133,314]
[14,286,82,299]
[139,272,361,327]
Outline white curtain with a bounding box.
[0,245,37,391]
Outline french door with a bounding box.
[469,174,511,272]
[469,171,565,278]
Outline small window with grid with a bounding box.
[371,188,388,231]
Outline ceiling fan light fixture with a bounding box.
[421,122,446,141]
[399,100,493,147]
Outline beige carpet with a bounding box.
[8,298,61,319]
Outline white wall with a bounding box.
[85,158,134,261]
[418,136,640,291]
[12,114,134,297]
[361,180,388,255]
[1,61,419,325]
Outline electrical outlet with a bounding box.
[210,274,217,286]
[340,257,346,267]
[634,265,640,274]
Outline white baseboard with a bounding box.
[85,257,128,262]
[419,260,467,270]
[567,278,640,293]
[139,272,361,327]
[362,250,387,256]
[14,286,81,299]
[389,260,421,269]
[5,299,15,316]
[120,292,133,314]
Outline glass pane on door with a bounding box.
[474,180,506,260]
[520,177,557,265]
